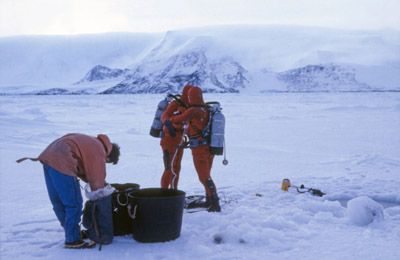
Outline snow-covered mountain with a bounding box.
[76,65,129,84]
[277,64,372,92]
[100,49,248,94]
[1,25,399,94]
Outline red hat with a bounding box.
[181,84,194,106]
[188,86,204,105]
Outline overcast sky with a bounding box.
[0,0,399,37]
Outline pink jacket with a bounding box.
[17,133,112,190]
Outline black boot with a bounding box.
[200,195,211,208]
[208,196,221,212]
[205,178,221,212]
[65,240,96,249]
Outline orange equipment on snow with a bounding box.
[281,178,291,191]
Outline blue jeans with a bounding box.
[43,163,83,243]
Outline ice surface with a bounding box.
[1,92,399,259]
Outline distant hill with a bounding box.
[1,25,399,94]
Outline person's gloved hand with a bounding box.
[164,120,176,137]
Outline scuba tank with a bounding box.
[149,98,170,138]
[150,94,184,138]
[206,102,225,158]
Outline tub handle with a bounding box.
[127,204,137,219]
[117,193,129,206]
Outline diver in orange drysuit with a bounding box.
[160,85,194,189]
[171,86,221,212]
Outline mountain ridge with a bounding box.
[1,25,399,94]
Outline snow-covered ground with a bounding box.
[1,92,399,260]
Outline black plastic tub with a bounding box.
[110,183,140,236]
[129,188,185,243]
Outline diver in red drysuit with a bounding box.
[171,86,221,212]
[160,85,194,189]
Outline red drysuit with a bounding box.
[171,86,217,196]
[160,85,193,189]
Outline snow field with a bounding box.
[1,92,400,260]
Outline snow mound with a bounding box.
[347,196,384,226]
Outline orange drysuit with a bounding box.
[160,85,193,189]
[171,86,217,197]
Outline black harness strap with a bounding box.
[189,122,203,138]
[168,94,186,108]
[188,104,210,109]
[187,103,211,139]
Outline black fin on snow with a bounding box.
[185,195,209,209]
